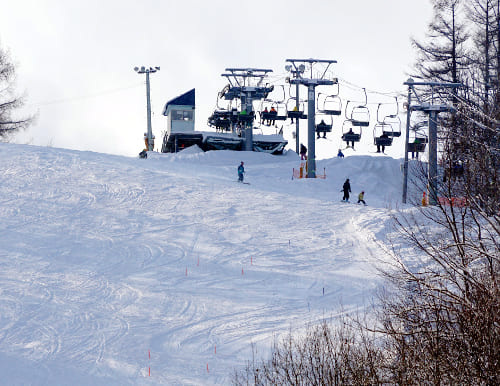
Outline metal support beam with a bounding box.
[307,85,316,178]
[145,71,153,151]
[428,110,439,205]
[244,96,253,151]
[295,82,300,155]
[402,81,412,204]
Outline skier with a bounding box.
[337,149,344,158]
[357,191,367,205]
[237,161,245,182]
[300,143,307,160]
[341,178,351,202]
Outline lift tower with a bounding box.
[286,59,337,178]
[134,66,160,151]
[402,79,462,204]
[221,68,274,151]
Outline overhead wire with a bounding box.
[26,82,144,108]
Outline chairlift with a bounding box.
[259,101,287,126]
[341,120,362,149]
[237,109,255,125]
[380,97,401,137]
[315,113,333,139]
[265,84,286,104]
[383,114,402,137]
[317,93,342,116]
[345,100,370,127]
[286,98,307,120]
[346,88,370,127]
[208,109,232,132]
[373,122,393,152]
[407,122,428,158]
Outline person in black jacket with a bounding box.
[300,143,307,160]
[342,178,351,202]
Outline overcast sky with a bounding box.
[1,0,433,156]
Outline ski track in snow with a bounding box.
[0,143,411,385]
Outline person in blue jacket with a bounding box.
[238,161,245,182]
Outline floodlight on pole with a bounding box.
[134,65,160,151]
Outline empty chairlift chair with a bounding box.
[381,97,402,137]
[350,104,370,127]
[317,92,342,116]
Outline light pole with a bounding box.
[134,66,160,151]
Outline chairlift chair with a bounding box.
[382,115,402,137]
[317,93,342,116]
[272,102,288,121]
[408,125,428,157]
[373,123,393,152]
[346,88,370,127]
[259,102,286,126]
[341,119,362,148]
[286,98,307,120]
[346,99,370,127]
[315,114,333,138]
[381,98,402,137]
[350,104,370,127]
[208,109,232,131]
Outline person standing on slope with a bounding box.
[342,178,351,202]
[237,161,245,182]
[300,143,307,160]
[357,191,367,205]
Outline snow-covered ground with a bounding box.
[0,143,416,385]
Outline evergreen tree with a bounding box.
[412,0,469,87]
[466,0,500,116]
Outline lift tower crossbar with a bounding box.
[286,59,338,178]
[221,68,274,151]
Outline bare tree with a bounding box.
[0,41,32,140]
[382,95,499,384]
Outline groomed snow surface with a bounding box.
[0,143,414,385]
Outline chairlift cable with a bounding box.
[26,82,144,108]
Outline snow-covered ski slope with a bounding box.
[0,143,406,385]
